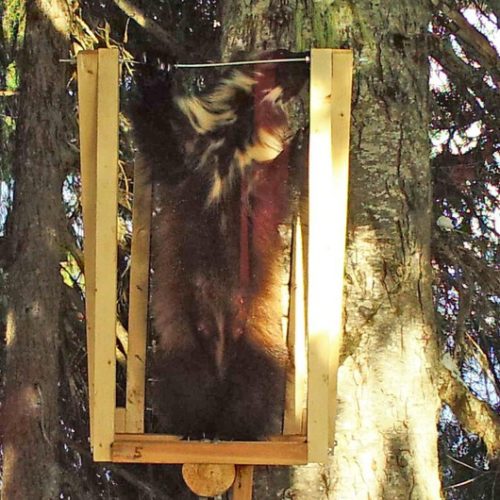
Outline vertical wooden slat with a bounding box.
[306,48,352,462]
[232,465,254,500]
[307,48,335,463]
[115,407,127,433]
[77,50,98,449]
[283,216,307,435]
[327,50,353,448]
[125,161,152,433]
[92,48,119,461]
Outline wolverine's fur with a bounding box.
[132,50,307,439]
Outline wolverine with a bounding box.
[131,50,308,440]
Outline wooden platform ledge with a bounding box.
[112,434,308,465]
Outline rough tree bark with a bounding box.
[326,2,442,498]
[221,1,442,499]
[2,1,73,498]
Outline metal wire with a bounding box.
[174,56,310,68]
[60,56,310,67]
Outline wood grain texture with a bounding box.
[307,48,353,462]
[327,49,353,449]
[182,463,235,496]
[92,48,119,461]
[77,50,98,449]
[125,160,152,433]
[307,48,334,463]
[232,465,254,500]
[111,435,308,465]
[284,216,307,436]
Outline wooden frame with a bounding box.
[307,48,353,462]
[78,48,119,462]
[77,47,352,492]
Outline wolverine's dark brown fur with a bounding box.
[132,51,307,439]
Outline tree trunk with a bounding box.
[2,1,72,498]
[325,1,442,496]
[221,1,442,499]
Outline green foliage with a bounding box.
[5,61,18,90]
[60,251,85,289]
[439,406,499,500]
[0,0,24,186]
[1,0,26,52]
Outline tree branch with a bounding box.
[67,441,171,499]
[439,358,500,457]
[445,6,499,67]
[107,463,172,499]
[486,0,500,21]
[430,35,499,128]
[439,1,500,84]
[111,0,181,56]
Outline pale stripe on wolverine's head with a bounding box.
[175,68,293,206]
[174,70,257,135]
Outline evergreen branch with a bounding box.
[67,441,172,499]
[444,5,499,76]
[464,332,500,398]
[439,358,500,457]
[446,453,483,472]
[430,36,499,127]
[111,0,181,56]
[435,0,500,84]
[106,463,173,499]
[488,0,500,20]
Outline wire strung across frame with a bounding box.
[60,56,311,68]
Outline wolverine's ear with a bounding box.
[273,50,309,102]
[245,49,309,102]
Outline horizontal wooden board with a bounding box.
[112,434,308,465]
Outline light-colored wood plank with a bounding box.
[232,465,254,500]
[111,435,308,465]
[111,433,306,443]
[77,50,98,449]
[284,216,307,435]
[115,407,127,433]
[307,48,334,463]
[125,160,152,433]
[328,49,353,449]
[114,433,183,443]
[306,49,353,462]
[268,434,306,443]
[182,464,236,497]
[92,48,120,461]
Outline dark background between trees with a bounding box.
[0,0,498,498]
